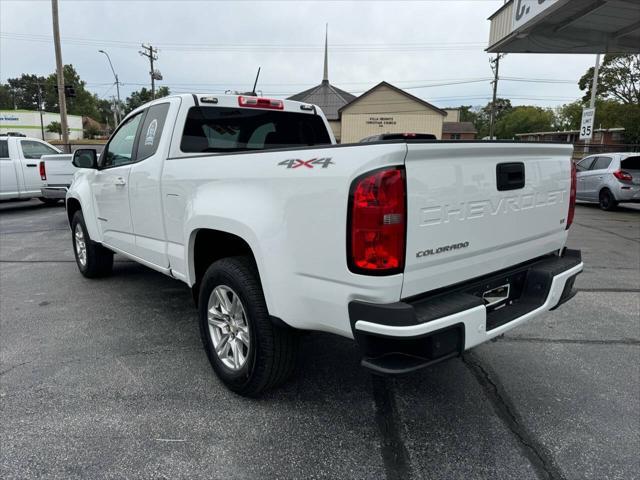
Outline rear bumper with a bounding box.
[349,249,583,375]
[613,183,640,201]
[40,186,69,199]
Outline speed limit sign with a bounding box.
[580,108,595,140]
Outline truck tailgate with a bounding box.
[42,154,74,185]
[402,142,573,298]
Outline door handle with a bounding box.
[114,177,126,186]
[26,163,37,167]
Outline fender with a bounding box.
[66,171,101,242]
[179,185,286,318]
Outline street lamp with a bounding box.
[98,49,121,123]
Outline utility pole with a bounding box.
[37,84,45,140]
[51,0,69,146]
[139,44,159,98]
[489,53,504,140]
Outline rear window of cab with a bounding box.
[180,107,331,153]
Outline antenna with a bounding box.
[251,67,261,96]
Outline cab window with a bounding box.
[0,140,8,158]
[20,140,58,159]
[136,103,170,161]
[101,113,144,168]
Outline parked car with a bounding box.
[0,135,62,203]
[360,132,437,142]
[66,93,582,396]
[576,153,640,210]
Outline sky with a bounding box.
[0,0,598,110]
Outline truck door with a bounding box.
[91,111,145,254]
[128,101,175,267]
[18,139,60,195]
[0,139,19,198]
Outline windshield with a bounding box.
[180,106,331,153]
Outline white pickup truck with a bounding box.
[0,135,63,204]
[66,94,583,396]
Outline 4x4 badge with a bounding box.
[278,157,334,169]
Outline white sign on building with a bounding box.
[579,108,596,141]
[512,0,560,30]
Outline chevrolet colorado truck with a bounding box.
[66,94,583,396]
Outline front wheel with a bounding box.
[198,257,298,396]
[71,211,113,278]
[599,189,618,211]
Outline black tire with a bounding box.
[71,211,113,278]
[198,256,298,397]
[599,189,618,211]
[39,197,61,205]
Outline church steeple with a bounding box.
[322,24,329,84]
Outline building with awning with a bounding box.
[488,0,640,53]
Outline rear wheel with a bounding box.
[599,189,618,211]
[71,211,113,278]
[198,257,298,397]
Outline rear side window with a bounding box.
[20,140,58,159]
[0,140,8,158]
[621,156,640,170]
[136,103,170,161]
[590,156,612,170]
[576,157,595,171]
[180,107,331,153]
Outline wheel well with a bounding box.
[66,198,81,226]
[191,229,257,302]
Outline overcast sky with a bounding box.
[1,0,598,109]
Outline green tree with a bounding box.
[43,64,100,118]
[125,86,171,113]
[467,98,512,138]
[46,121,62,139]
[579,54,640,105]
[3,74,47,110]
[495,106,555,139]
[0,84,15,109]
[554,101,583,131]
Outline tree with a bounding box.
[579,54,640,105]
[125,86,171,113]
[46,121,63,139]
[3,74,46,110]
[0,84,15,109]
[466,98,512,138]
[554,101,583,131]
[494,106,555,139]
[43,64,100,119]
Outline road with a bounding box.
[1,200,638,480]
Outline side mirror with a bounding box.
[72,149,98,169]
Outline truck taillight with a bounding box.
[613,170,633,182]
[348,167,406,274]
[238,96,284,110]
[39,161,46,181]
[567,161,576,230]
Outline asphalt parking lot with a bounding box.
[1,200,638,480]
